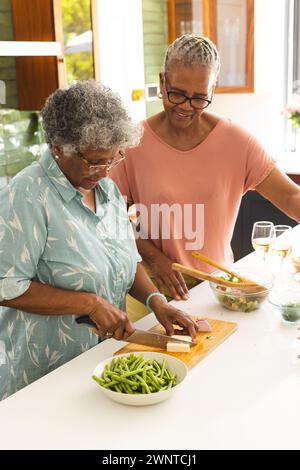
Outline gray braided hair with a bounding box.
[163,34,221,81]
[41,80,142,155]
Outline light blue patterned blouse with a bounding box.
[0,149,141,400]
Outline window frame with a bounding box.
[285,0,300,152]
[292,0,300,93]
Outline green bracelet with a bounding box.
[146,292,167,311]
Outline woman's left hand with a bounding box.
[151,299,198,341]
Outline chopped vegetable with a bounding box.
[167,341,190,352]
[167,334,191,352]
[92,354,177,394]
[280,303,300,322]
[215,274,267,312]
[196,319,212,332]
[171,334,192,342]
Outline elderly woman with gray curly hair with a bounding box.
[0,80,198,400]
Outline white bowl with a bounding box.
[92,351,188,406]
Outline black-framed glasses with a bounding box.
[75,150,125,172]
[164,76,212,110]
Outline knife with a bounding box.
[75,315,195,348]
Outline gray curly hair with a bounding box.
[41,80,142,154]
[163,34,221,82]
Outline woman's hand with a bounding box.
[150,297,198,341]
[88,295,135,341]
[147,252,189,301]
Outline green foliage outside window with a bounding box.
[61,0,94,84]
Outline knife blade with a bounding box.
[75,316,195,348]
[126,329,195,348]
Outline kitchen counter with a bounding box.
[0,227,300,450]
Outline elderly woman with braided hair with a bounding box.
[111,34,300,308]
[0,81,198,400]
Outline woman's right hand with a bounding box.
[147,252,189,301]
[88,296,135,341]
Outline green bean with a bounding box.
[92,375,105,385]
[123,383,133,394]
[148,371,160,388]
[121,368,145,378]
[106,371,139,387]
[156,376,165,386]
[122,359,130,372]
[102,380,119,389]
[103,371,112,383]
[153,360,161,376]
[127,353,136,364]
[114,384,123,393]
[142,365,152,382]
[129,355,143,370]
[93,354,177,394]
[160,359,166,380]
[136,375,151,394]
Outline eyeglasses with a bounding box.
[75,150,125,172]
[164,76,212,110]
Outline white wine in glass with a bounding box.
[252,237,273,254]
[271,225,292,285]
[251,221,275,265]
[270,244,292,258]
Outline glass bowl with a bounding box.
[92,352,188,406]
[268,289,300,323]
[209,267,274,313]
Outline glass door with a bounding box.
[61,0,94,84]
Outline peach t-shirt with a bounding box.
[110,118,275,273]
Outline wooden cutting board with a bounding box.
[115,317,238,369]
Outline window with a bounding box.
[293,0,300,94]
[168,0,254,93]
[286,0,300,151]
[61,0,94,85]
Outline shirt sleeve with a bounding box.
[110,160,134,206]
[244,134,276,191]
[0,185,47,301]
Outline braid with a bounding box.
[164,34,220,80]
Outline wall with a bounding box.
[96,0,168,120]
[0,0,18,108]
[96,0,145,122]
[211,0,288,155]
[142,0,168,116]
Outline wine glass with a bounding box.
[251,221,275,267]
[270,225,292,286]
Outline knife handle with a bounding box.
[75,315,96,327]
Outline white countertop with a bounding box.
[0,227,300,451]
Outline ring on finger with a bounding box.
[97,330,112,338]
